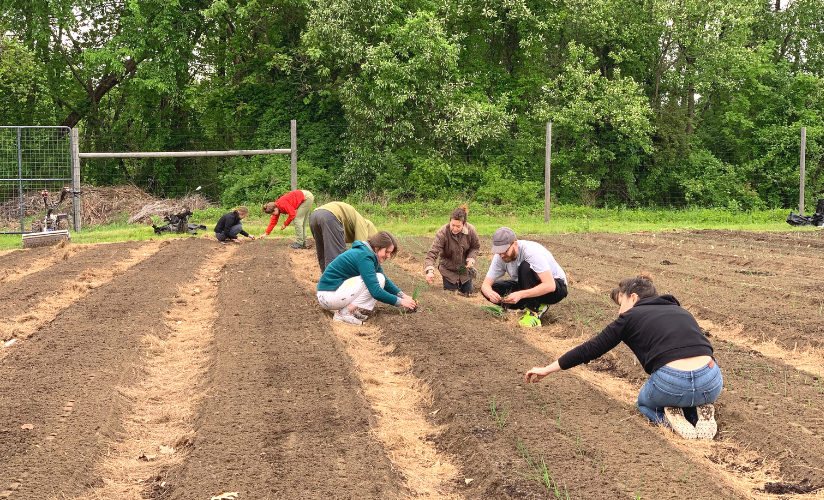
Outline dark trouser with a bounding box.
[443,276,473,294]
[215,223,244,241]
[483,261,568,311]
[309,209,346,272]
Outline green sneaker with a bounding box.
[535,304,549,317]
[519,310,542,328]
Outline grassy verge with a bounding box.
[0,203,813,251]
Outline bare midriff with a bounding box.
[666,355,713,371]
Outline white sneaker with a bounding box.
[351,309,369,321]
[663,407,698,439]
[333,311,363,325]
[695,403,717,439]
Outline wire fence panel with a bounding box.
[0,126,74,233]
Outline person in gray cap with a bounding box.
[480,227,568,327]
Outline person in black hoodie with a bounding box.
[214,206,256,243]
[524,273,722,439]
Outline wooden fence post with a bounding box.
[291,120,297,191]
[800,126,806,215]
[544,122,552,223]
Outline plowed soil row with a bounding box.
[0,241,149,344]
[377,258,741,499]
[0,231,821,499]
[157,240,405,500]
[392,230,824,498]
[0,239,212,499]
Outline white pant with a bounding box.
[317,273,386,311]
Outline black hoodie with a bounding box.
[214,211,249,238]
[558,294,713,374]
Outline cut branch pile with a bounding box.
[0,185,215,229]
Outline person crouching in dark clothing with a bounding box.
[214,206,256,243]
[525,273,722,440]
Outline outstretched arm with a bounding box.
[525,360,561,383]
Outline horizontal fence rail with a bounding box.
[79,149,292,159]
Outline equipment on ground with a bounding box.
[22,187,80,248]
[787,198,824,227]
[152,209,207,235]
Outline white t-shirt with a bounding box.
[486,240,567,284]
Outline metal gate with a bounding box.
[0,126,78,234]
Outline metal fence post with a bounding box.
[544,122,552,223]
[71,128,82,232]
[17,127,24,231]
[800,126,806,215]
[291,120,297,191]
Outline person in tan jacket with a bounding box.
[424,205,481,294]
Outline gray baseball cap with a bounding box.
[490,227,516,253]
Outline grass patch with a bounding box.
[0,203,808,251]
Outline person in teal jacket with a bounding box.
[316,231,418,325]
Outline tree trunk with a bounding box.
[686,80,694,135]
[60,58,140,128]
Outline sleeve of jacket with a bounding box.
[357,260,402,305]
[558,315,627,370]
[424,226,446,272]
[467,225,481,262]
[265,213,280,235]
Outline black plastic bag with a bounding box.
[152,209,207,234]
[786,198,824,227]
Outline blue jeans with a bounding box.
[215,223,244,241]
[637,361,723,425]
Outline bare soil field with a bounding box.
[0,230,823,499]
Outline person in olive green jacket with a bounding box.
[309,201,378,272]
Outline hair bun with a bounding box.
[638,271,653,283]
[460,204,469,216]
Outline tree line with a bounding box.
[1,0,822,209]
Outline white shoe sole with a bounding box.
[695,404,717,439]
[333,313,363,325]
[663,407,698,439]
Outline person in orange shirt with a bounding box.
[260,189,314,248]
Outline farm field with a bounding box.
[0,230,823,499]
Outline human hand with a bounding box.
[236,236,245,242]
[486,290,502,303]
[259,234,267,239]
[248,234,257,240]
[425,271,434,285]
[400,295,418,310]
[280,226,287,231]
[525,366,552,383]
[502,291,523,304]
